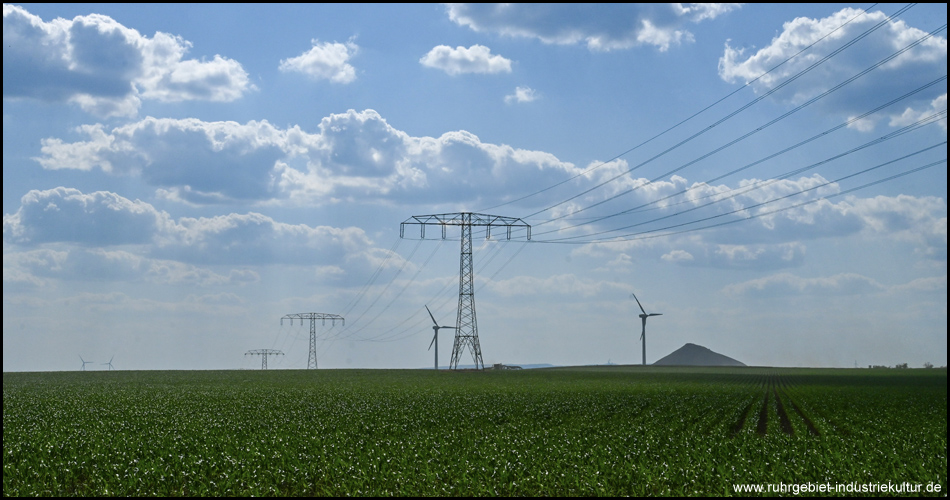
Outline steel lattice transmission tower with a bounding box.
[281,313,344,369]
[245,349,284,369]
[401,212,530,370]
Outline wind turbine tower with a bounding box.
[631,291,662,366]
[426,305,456,370]
[79,355,93,371]
[281,313,344,369]
[401,212,530,370]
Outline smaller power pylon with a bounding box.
[245,349,284,369]
[281,313,345,369]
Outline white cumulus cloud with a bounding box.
[2,188,400,277]
[419,44,512,75]
[2,187,171,246]
[33,110,581,208]
[505,86,539,104]
[446,4,740,52]
[2,4,253,117]
[35,117,298,203]
[279,39,359,83]
[718,7,947,131]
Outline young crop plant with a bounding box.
[3,367,946,496]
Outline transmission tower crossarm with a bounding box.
[280,312,345,326]
[400,212,531,240]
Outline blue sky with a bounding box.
[3,3,946,371]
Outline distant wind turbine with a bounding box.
[79,355,93,371]
[426,305,456,370]
[631,291,662,366]
[102,355,115,371]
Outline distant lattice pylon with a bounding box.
[245,349,284,369]
[280,313,344,369]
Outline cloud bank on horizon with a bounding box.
[3,3,946,372]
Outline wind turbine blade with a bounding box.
[631,291,646,315]
[649,313,663,317]
[425,305,438,326]
[429,332,437,350]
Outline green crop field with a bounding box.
[3,366,946,496]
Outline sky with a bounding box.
[3,3,946,372]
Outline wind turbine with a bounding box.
[101,355,115,371]
[79,355,93,371]
[631,291,662,366]
[426,305,456,370]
